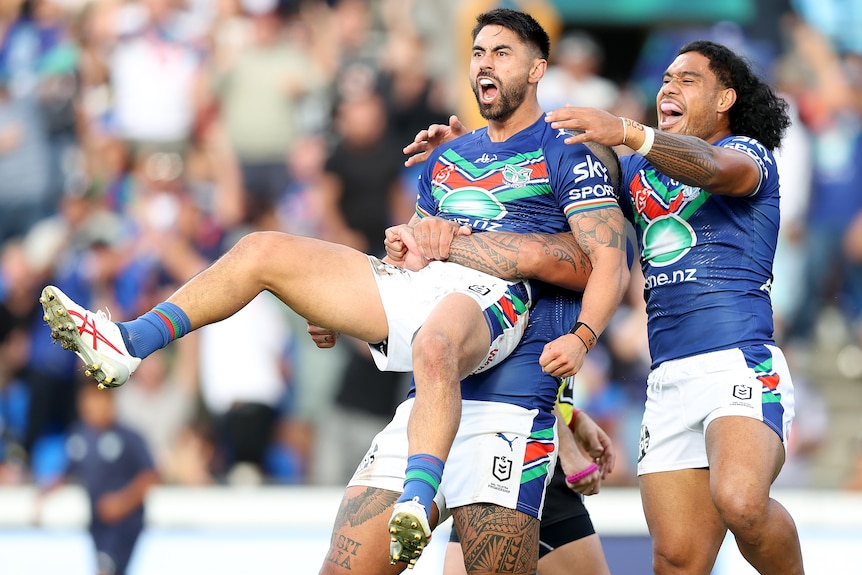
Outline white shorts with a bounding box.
[349,399,557,519]
[637,344,795,476]
[365,257,531,373]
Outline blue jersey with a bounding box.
[416,117,618,235]
[619,135,779,367]
[406,117,615,413]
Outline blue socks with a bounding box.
[398,454,444,519]
[117,302,192,359]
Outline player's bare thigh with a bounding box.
[706,415,785,488]
[233,232,390,342]
[320,486,440,575]
[451,503,540,575]
[640,470,725,574]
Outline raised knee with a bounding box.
[222,232,296,293]
[413,332,455,361]
[232,231,291,272]
[412,331,460,375]
[236,230,285,253]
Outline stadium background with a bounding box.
[1,0,861,573]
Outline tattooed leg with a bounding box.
[320,486,439,575]
[452,503,540,575]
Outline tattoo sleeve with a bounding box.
[569,207,627,255]
[646,128,720,188]
[447,231,592,284]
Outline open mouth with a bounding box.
[478,76,499,104]
[659,100,683,130]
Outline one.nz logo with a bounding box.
[733,385,752,401]
[493,456,512,481]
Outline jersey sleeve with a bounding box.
[547,138,619,219]
[717,135,776,197]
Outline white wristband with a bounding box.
[635,126,655,156]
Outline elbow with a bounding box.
[619,265,631,299]
[609,248,631,294]
[516,240,545,279]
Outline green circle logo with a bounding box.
[438,188,507,220]
[641,214,696,267]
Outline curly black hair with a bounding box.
[678,40,791,151]
[472,8,550,61]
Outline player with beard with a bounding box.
[406,39,803,575]
[40,8,629,573]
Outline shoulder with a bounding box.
[717,135,779,194]
[428,128,486,164]
[716,135,774,161]
[618,150,650,186]
[539,125,597,171]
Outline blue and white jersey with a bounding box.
[404,116,619,410]
[416,116,618,235]
[620,135,780,367]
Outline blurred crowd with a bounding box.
[0,0,861,495]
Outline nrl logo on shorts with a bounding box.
[493,456,512,481]
[733,385,752,401]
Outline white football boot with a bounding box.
[40,285,141,389]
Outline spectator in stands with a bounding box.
[213,0,327,223]
[783,19,862,348]
[538,30,620,113]
[312,91,411,485]
[0,74,53,243]
[59,382,159,575]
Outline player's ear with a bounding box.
[717,87,736,113]
[530,58,547,83]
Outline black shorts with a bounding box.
[449,460,596,558]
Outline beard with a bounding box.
[472,76,528,121]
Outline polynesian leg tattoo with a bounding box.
[452,503,540,574]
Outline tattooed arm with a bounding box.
[545,106,761,197]
[448,230,592,292]
[385,217,594,292]
[624,125,760,196]
[392,205,628,296]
